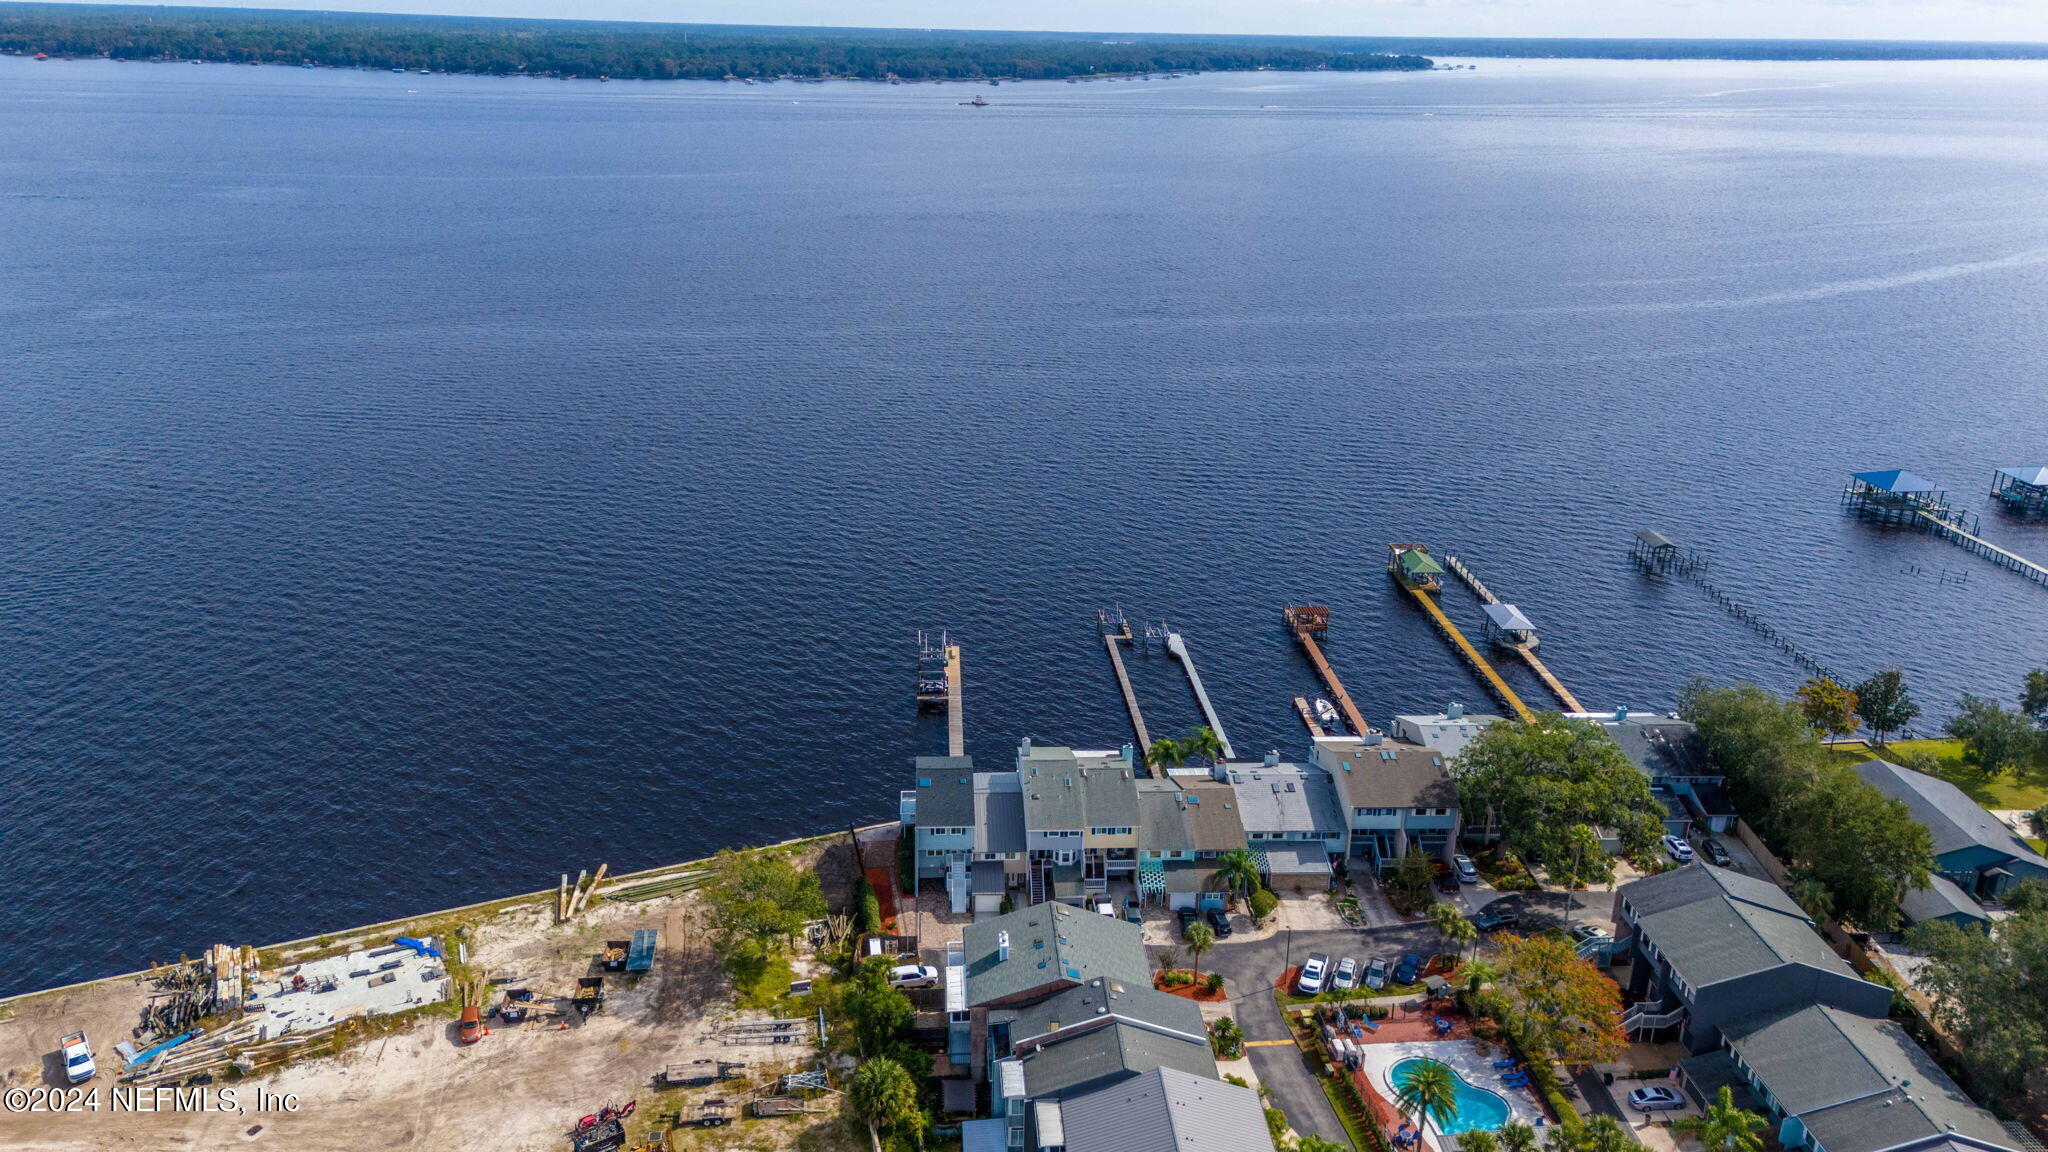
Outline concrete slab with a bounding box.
[260,940,449,1036]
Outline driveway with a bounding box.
[1175,921,1442,1148]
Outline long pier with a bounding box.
[945,643,964,757]
[1443,553,1584,712]
[1918,511,2048,587]
[1283,606,1372,738]
[1099,610,1153,756]
[1165,630,1234,760]
[1400,585,1536,723]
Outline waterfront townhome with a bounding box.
[1853,759,2048,912]
[1572,711,1737,836]
[1309,734,1460,874]
[1392,704,1505,761]
[1017,739,1144,905]
[1051,1065,1278,1152]
[1704,1004,2017,1152]
[1613,864,1890,1053]
[907,753,980,880]
[1218,752,1346,890]
[1134,774,1247,910]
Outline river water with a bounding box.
[3,55,2046,994]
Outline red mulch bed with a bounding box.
[1154,972,1229,1002]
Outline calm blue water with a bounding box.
[1391,1057,1511,1133]
[4,56,2048,996]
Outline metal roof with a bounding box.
[1635,529,1677,550]
[961,1117,1008,1152]
[1852,469,1941,494]
[1398,548,1445,575]
[1997,466,2048,487]
[1483,602,1536,632]
[976,774,1027,855]
[1061,1066,1277,1152]
[1224,764,1344,838]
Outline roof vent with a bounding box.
[998,931,1011,961]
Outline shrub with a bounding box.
[1210,1015,1245,1058]
[1249,888,1279,920]
[1205,971,1225,994]
[1160,969,1193,987]
[857,880,883,936]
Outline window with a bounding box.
[1089,826,1131,836]
[1353,807,1396,817]
[1056,850,1076,865]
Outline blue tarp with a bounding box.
[394,936,442,958]
[1852,469,1939,494]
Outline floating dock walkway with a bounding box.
[1098,609,1152,756]
[1442,554,1584,712]
[945,642,964,757]
[1918,511,2048,586]
[1283,606,1373,738]
[1843,469,2048,591]
[917,631,965,756]
[1390,544,1536,724]
[1165,629,1234,761]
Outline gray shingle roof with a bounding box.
[1854,760,2048,870]
[1900,874,1989,925]
[1138,782,1197,853]
[1061,1066,1276,1152]
[1020,747,1140,831]
[1596,717,1717,780]
[1178,778,1248,851]
[1724,1004,2012,1152]
[963,903,1150,1008]
[1225,763,1345,837]
[915,756,977,827]
[1620,864,1850,987]
[993,976,1206,1046]
[1016,1019,1219,1101]
[1320,739,1459,810]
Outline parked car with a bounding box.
[1363,956,1389,990]
[1092,897,1116,917]
[1435,871,1460,894]
[1663,835,1695,863]
[1628,1086,1687,1112]
[1454,855,1479,885]
[1392,953,1423,985]
[1297,953,1330,995]
[1569,924,1611,944]
[1332,956,1360,991]
[457,1004,483,1045]
[1703,839,1733,867]
[59,1031,94,1083]
[1203,908,1234,938]
[1177,907,1200,935]
[1474,905,1519,932]
[887,964,940,989]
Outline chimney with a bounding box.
[1264,749,1281,767]
[998,931,1010,962]
[1446,703,1464,720]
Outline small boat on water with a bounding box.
[961,95,990,107]
[1314,698,1340,727]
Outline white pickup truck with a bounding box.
[60,1031,95,1083]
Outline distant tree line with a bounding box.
[0,4,1434,80]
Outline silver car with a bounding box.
[1332,956,1360,991]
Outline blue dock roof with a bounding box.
[1851,469,1940,494]
[1997,466,2048,488]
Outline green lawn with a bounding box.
[1827,738,2048,812]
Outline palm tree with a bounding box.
[1183,921,1215,979]
[1393,1058,1460,1130]
[1500,1120,1540,1152]
[1789,876,1835,924]
[1673,1087,1767,1152]
[1186,725,1224,765]
[1211,848,1263,906]
[2029,803,2048,843]
[1462,1133,1502,1152]
[1584,1116,1636,1152]
[1146,737,1186,774]
[1426,901,1478,962]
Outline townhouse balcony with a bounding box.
[1623,1002,1688,1037]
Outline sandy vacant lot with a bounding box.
[0,843,865,1152]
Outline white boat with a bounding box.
[1314,698,1339,726]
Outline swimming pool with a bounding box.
[1389,1058,1512,1134]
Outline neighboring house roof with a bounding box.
[976,773,1027,855]
[1594,716,1717,780]
[1018,1018,1219,1100]
[1724,1004,2012,1152]
[1316,737,1459,811]
[1393,711,1507,760]
[1620,864,1851,988]
[1900,874,1990,926]
[1177,778,1248,851]
[1854,760,2048,871]
[1259,842,1333,876]
[1019,746,1141,832]
[1138,782,1197,853]
[1061,1066,1278,1152]
[994,976,1206,1048]
[1224,763,1345,838]
[915,756,977,827]
[1159,859,1214,894]
[960,1117,1009,1152]
[963,903,1150,1008]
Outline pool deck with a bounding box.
[1356,1039,1551,1148]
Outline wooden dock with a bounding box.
[1443,553,1583,712]
[1099,610,1152,756]
[1165,629,1234,760]
[945,643,964,757]
[1291,695,1327,738]
[1918,511,2048,587]
[1400,585,1536,723]
[1283,606,1372,738]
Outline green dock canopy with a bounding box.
[1852,469,1940,494]
[1398,549,1444,576]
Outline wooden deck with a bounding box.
[1104,630,1152,756]
[1284,606,1372,738]
[945,644,964,757]
[1401,585,1536,723]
